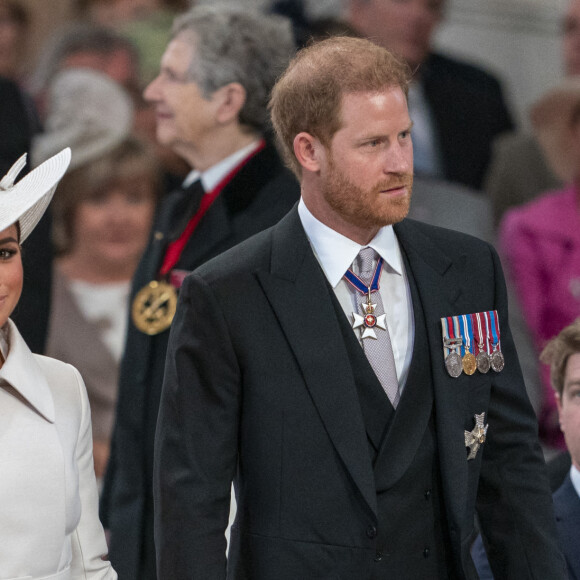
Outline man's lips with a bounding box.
[379,183,410,195]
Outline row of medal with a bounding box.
[441,311,505,378]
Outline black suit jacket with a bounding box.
[101,142,299,580]
[421,53,514,190]
[554,474,580,580]
[155,208,566,579]
[473,468,579,580]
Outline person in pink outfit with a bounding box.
[500,78,580,451]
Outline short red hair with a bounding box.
[269,36,410,178]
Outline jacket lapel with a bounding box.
[373,253,434,489]
[330,293,394,457]
[177,195,232,268]
[257,209,378,518]
[394,219,470,531]
[0,319,55,422]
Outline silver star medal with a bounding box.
[464,413,488,460]
[352,290,387,340]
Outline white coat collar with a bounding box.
[0,319,55,422]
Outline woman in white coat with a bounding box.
[0,148,116,580]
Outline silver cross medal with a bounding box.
[464,412,488,460]
[352,288,387,340]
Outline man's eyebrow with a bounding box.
[564,379,580,390]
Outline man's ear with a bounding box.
[556,392,565,432]
[214,82,247,124]
[293,132,325,173]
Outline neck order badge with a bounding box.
[344,256,387,340]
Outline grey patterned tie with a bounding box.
[353,247,400,408]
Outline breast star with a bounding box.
[464,412,489,460]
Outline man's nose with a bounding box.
[384,143,412,174]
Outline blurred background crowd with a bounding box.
[2,0,579,577]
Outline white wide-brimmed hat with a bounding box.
[0,148,71,242]
[31,67,134,171]
[530,77,580,183]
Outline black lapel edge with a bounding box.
[256,209,378,517]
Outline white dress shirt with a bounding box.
[298,199,414,392]
[182,140,262,192]
[571,464,580,498]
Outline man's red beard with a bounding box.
[322,158,413,231]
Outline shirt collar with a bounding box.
[182,140,262,192]
[0,324,8,360]
[570,464,580,498]
[298,197,403,288]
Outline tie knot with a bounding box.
[355,246,377,280]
